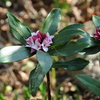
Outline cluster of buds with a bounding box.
[26,30,54,53]
[93,28,100,39]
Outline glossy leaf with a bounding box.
[92,15,100,28]
[77,31,100,55]
[59,23,84,33]
[79,45,100,55]
[49,41,88,57]
[29,64,45,96]
[36,50,53,73]
[42,8,61,35]
[53,29,86,45]
[52,58,89,71]
[0,46,34,63]
[7,12,31,44]
[76,74,100,96]
[77,37,99,47]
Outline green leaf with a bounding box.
[23,86,31,100]
[59,23,84,33]
[53,29,86,46]
[76,74,100,96]
[77,37,99,47]
[92,15,100,28]
[79,45,100,55]
[29,64,45,96]
[54,84,62,100]
[0,93,6,100]
[0,46,34,63]
[7,12,31,45]
[52,58,89,71]
[49,41,88,57]
[39,84,47,100]
[30,51,53,96]
[77,31,100,55]
[36,50,53,73]
[42,8,61,35]
[13,90,18,100]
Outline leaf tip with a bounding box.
[75,74,79,78]
[75,74,86,78]
[6,12,11,17]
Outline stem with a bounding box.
[46,71,51,100]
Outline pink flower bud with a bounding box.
[93,28,100,39]
[26,30,54,53]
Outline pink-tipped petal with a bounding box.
[31,48,36,53]
[26,30,54,53]
[93,28,100,39]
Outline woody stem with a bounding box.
[46,71,51,100]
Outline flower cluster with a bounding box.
[93,28,100,39]
[26,30,54,53]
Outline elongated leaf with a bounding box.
[59,23,84,33]
[42,8,61,35]
[23,86,31,100]
[36,50,52,73]
[7,12,31,44]
[0,93,6,100]
[77,31,100,55]
[79,45,100,55]
[92,15,100,28]
[77,37,99,47]
[0,46,34,63]
[76,74,100,96]
[53,29,86,45]
[49,41,88,57]
[52,58,89,71]
[13,90,18,100]
[29,64,45,96]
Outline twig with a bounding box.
[46,71,51,100]
[18,0,39,19]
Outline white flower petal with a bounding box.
[31,44,38,50]
[26,45,31,47]
[35,39,40,45]
[50,35,54,39]
[31,32,36,36]
[46,32,50,37]
[42,47,48,52]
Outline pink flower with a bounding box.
[26,30,54,53]
[93,28,100,39]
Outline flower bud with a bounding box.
[26,30,54,53]
[93,28,100,39]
